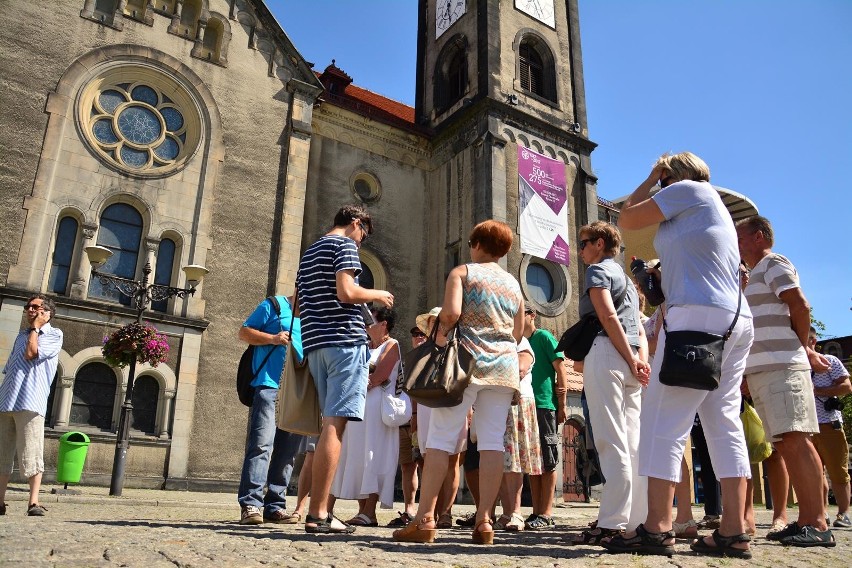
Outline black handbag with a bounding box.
[658,289,742,391]
[402,320,474,408]
[557,281,628,361]
[556,314,603,361]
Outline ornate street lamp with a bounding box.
[84,245,208,496]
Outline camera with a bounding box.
[823,396,845,412]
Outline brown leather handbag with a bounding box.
[402,320,473,408]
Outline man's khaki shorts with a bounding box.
[0,410,45,478]
[812,423,851,485]
[747,368,818,443]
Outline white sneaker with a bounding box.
[240,505,263,525]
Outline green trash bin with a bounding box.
[56,431,90,484]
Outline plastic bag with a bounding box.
[741,401,772,464]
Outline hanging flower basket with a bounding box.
[102,322,169,368]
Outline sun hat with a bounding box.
[415,307,441,334]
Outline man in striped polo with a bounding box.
[295,204,394,534]
[737,215,834,547]
[0,294,64,516]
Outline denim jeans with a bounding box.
[237,386,303,514]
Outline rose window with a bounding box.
[84,81,195,174]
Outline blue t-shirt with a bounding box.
[652,180,743,313]
[296,235,368,353]
[578,258,640,347]
[242,296,302,389]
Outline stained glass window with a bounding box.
[86,81,191,174]
[48,217,79,295]
[89,203,143,305]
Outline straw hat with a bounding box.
[415,306,441,334]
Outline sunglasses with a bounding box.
[358,221,369,242]
[25,303,46,311]
[578,238,597,250]
[410,331,426,338]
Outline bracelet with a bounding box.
[29,328,38,334]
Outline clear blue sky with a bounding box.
[271,0,852,338]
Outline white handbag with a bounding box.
[380,354,412,427]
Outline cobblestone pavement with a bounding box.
[1,483,850,567]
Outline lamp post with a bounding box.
[84,245,208,496]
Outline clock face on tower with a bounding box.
[436,0,466,39]
[515,0,555,28]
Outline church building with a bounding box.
[0,0,602,490]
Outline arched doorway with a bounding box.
[561,415,586,503]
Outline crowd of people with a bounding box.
[1,154,849,560]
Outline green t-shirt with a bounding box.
[529,329,562,410]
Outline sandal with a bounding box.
[472,517,494,545]
[304,514,356,534]
[393,515,436,543]
[493,514,512,531]
[346,513,378,527]
[387,511,413,528]
[601,523,675,557]
[672,519,699,539]
[570,526,623,546]
[436,512,453,529]
[505,512,525,532]
[691,529,752,559]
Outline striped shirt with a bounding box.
[0,322,64,415]
[812,355,849,424]
[744,253,809,374]
[296,235,367,353]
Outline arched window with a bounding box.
[203,18,223,60]
[434,35,468,113]
[48,217,79,295]
[88,203,143,306]
[125,0,151,22]
[180,0,202,38]
[359,264,375,290]
[151,238,176,312]
[518,36,557,102]
[131,375,159,435]
[94,0,119,24]
[44,371,61,429]
[71,362,117,431]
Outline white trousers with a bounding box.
[584,337,647,531]
[639,305,754,481]
[426,384,513,453]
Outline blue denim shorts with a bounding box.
[306,344,368,420]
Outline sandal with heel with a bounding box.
[393,515,437,543]
[690,529,752,559]
[472,518,494,545]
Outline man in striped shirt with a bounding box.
[0,294,64,516]
[296,204,394,534]
[737,215,834,547]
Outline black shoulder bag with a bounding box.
[236,296,282,406]
[658,288,742,391]
[557,280,628,361]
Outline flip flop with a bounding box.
[346,513,378,527]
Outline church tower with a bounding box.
[416,0,599,327]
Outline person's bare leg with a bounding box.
[410,449,450,528]
[28,473,42,506]
[475,450,504,527]
[437,453,461,518]
[293,452,313,516]
[674,457,694,524]
[0,474,9,505]
[465,464,480,507]
[744,478,756,534]
[500,472,523,518]
[764,450,789,525]
[834,480,851,516]
[696,477,750,553]
[362,494,379,523]
[775,433,828,529]
[539,470,556,518]
[307,417,347,526]
[401,461,419,516]
[641,477,677,534]
[529,474,543,515]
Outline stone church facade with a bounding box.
[0,0,599,489]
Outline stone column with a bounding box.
[69,223,98,300]
[53,375,75,428]
[275,79,322,296]
[168,0,183,34]
[159,389,175,439]
[191,20,207,57]
[166,329,202,480]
